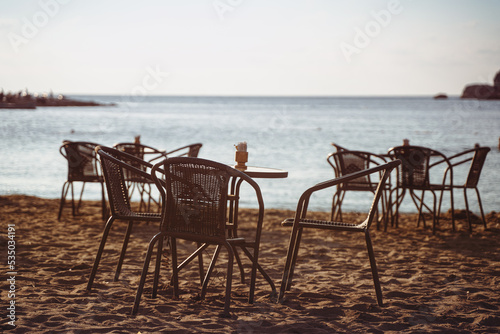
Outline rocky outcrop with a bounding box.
[433,93,448,99]
[461,70,500,99]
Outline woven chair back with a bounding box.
[96,147,155,217]
[389,146,432,188]
[61,141,101,182]
[465,147,490,188]
[161,159,231,239]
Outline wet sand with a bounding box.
[1,195,499,333]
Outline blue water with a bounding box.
[1,95,499,213]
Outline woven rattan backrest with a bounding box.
[328,151,385,190]
[389,146,432,188]
[60,141,101,182]
[158,158,235,239]
[465,147,490,188]
[97,148,132,216]
[96,146,155,217]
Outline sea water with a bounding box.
[1,95,499,213]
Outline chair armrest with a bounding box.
[165,143,203,157]
[302,160,400,200]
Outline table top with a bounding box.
[233,165,288,178]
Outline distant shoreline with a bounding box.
[0,91,115,109]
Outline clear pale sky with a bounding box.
[1,0,499,96]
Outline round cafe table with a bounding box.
[233,165,288,179]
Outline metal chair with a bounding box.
[278,160,401,306]
[439,146,490,233]
[387,145,454,234]
[132,157,275,317]
[327,150,391,230]
[58,141,106,221]
[86,146,162,290]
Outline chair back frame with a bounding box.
[96,146,156,219]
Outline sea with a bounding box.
[1,95,499,213]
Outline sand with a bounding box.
[1,195,499,333]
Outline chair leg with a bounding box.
[464,188,473,233]
[286,227,303,291]
[201,245,222,300]
[70,182,76,216]
[100,182,107,221]
[278,227,303,302]
[152,235,164,298]
[222,243,234,318]
[234,247,246,284]
[171,243,209,286]
[58,181,70,221]
[87,216,116,290]
[132,232,163,315]
[171,237,180,299]
[430,191,437,235]
[76,182,86,214]
[475,188,487,230]
[331,190,345,222]
[365,231,383,306]
[114,221,134,281]
[392,188,405,228]
[449,188,455,232]
[415,190,426,228]
[197,242,205,286]
[239,245,276,302]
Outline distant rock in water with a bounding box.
[461,70,500,100]
[433,93,448,99]
[0,90,115,109]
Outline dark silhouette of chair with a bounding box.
[387,145,454,234]
[278,160,401,306]
[86,146,162,291]
[439,146,490,232]
[132,157,275,317]
[58,141,106,221]
[327,150,391,230]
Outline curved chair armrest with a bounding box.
[96,146,155,179]
[230,168,266,240]
[165,143,203,157]
[151,162,167,199]
[299,160,401,210]
[446,148,478,168]
[147,152,169,164]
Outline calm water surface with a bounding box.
[1,96,499,213]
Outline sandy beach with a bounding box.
[1,195,499,333]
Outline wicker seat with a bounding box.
[439,146,490,232]
[86,146,162,291]
[58,140,106,221]
[132,157,274,317]
[387,145,454,234]
[327,150,391,230]
[278,160,401,306]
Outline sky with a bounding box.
[1,0,499,96]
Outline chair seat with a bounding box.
[117,212,161,221]
[282,218,367,230]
